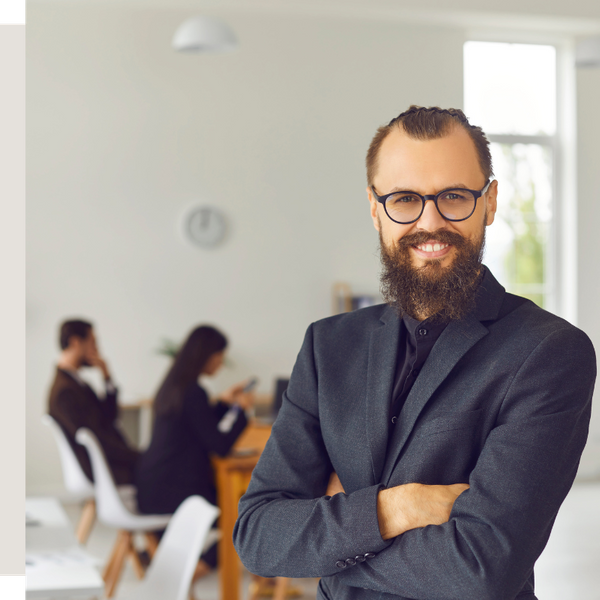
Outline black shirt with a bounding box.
[389,315,448,426]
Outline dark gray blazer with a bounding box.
[233,268,596,600]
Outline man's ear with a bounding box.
[485,179,498,226]
[367,187,380,232]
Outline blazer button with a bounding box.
[355,555,366,563]
[345,557,356,566]
[335,560,347,569]
[364,552,376,559]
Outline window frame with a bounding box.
[463,35,577,322]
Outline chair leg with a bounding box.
[273,578,290,600]
[102,531,121,581]
[144,532,159,559]
[128,544,145,580]
[76,499,96,544]
[103,530,132,598]
[247,574,263,600]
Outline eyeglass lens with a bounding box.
[385,189,476,223]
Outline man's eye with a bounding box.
[389,194,420,204]
[442,191,467,201]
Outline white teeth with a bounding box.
[417,243,448,253]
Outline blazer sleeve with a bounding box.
[233,324,392,578]
[333,326,596,600]
[53,386,139,465]
[183,385,248,457]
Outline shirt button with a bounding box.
[418,328,428,336]
[391,416,397,424]
[345,557,357,566]
[355,555,366,563]
[335,560,347,568]
[364,552,376,559]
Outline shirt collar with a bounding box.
[58,367,86,387]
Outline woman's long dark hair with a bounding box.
[154,325,228,418]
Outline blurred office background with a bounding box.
[26,0,600,595]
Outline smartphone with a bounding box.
[243,377,258,392]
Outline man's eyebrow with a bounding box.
[383,183,471,194]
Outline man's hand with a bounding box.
[377,483,469,540]
[326,472,345,496]
[87,348,111,381]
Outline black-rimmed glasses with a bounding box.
[371,180,492,225]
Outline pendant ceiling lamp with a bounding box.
[172,15,238,54]
[575,36,600,68]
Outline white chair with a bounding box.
[42,414,97,543]
[75,428,172,598]
[117,495,219,600]
[42,414,137,544]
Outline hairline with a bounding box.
[369,121,485,189]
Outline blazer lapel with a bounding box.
[365,307,400,485]
[382,315,489,485]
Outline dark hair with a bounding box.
[59,319,93,350]
[366,105,493,186]
[154,325,228,418]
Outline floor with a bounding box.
[61,481,600,600]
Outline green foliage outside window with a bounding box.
[497,144,548,308]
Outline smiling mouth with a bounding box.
[414,242,450,253]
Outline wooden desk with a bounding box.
[213,422,272,600]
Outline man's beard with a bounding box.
[378,220,486,322]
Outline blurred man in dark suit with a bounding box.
[48,319,139,484]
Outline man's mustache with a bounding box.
[397,228,466,249]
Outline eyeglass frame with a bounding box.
[370,179,492,225]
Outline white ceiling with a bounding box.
[27,0,600,35]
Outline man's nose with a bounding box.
[416,198,447,231]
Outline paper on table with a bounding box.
[26,547,101,570]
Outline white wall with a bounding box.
[27,5,465,493]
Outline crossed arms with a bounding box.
[327,472,469,540]
[233,323,595,600]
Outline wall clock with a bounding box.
[183,205,227,249]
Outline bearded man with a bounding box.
[233,106,596,600]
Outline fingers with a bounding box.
[325,472,345,496]
[235,392,255,410]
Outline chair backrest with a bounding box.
[126,496,219,600]
[75,428,136,528]
[42,414,94,501]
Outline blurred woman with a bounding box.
[134,325,253,571]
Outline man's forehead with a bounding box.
[374,126,484,192]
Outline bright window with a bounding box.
[464,41,557,309]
